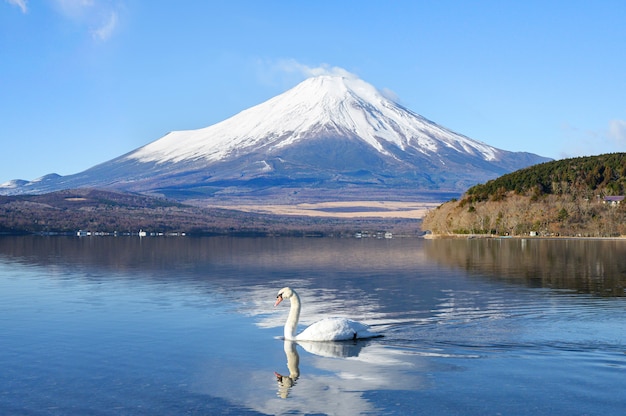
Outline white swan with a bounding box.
[274,287,380,341]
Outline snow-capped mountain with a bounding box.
[129,76,497,164]
[1,74,550,200]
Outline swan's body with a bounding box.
[274,287,379,341]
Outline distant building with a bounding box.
[603,196,625,205]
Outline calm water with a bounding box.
[1,236,624,415]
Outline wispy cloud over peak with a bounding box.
[276,59,357,79]
[259,59,401,103]
[255,59,362,90]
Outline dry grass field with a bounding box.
[209,201,439,219]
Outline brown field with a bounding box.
[208,201,439,219]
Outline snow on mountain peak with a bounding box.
[127,74,498,165]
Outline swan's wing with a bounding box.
[296,317,378,341]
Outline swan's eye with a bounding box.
[277,294,283,299]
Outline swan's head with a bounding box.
[274,287,294,307]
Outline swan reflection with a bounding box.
[274,338,373,398]
[296,338,370,358]
[274,341,300,398]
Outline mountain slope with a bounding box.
[1,75,551,201]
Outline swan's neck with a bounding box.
[284,341,300,379]
[284,292,301,340]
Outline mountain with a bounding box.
[1,75,551,202]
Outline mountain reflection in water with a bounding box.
[2,235,623,297]
[424,238,626,296]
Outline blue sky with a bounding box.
[2,1,625,183]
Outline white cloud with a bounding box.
[50,0,120,41]
[6,0,28,13]
[91,11,117,41]
[254,58,362,90]
[559,120,626,159]
[274,59,357,79]
[264,59,402,102]
[52,0,95,19]
[608,119,626,146]
[254,58,402,105]
[380,87,400,102]
[255,59,359,84]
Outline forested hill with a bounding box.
[423,153,626,237]
[465,153,626,202]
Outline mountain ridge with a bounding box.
[1,74,551,201]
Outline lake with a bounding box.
[1,236,624,415]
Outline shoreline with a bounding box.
[424,233,626,240]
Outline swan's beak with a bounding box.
[274,294,283,307]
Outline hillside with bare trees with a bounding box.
[0,188,419,236]
[423,153,626,237]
